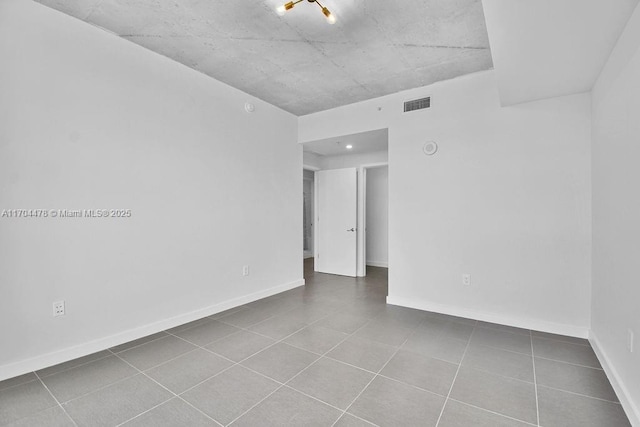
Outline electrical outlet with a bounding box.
[53,301,65,317]
[628,329,634,353]
[462,274,471,286]
[242,265,250,276]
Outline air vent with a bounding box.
[404,97,431,113]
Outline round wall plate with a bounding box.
[423,141,438,156]
[244,102,255,113]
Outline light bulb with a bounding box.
[277,1,295,15]
[322,7,336,24]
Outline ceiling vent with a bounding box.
[404,97,431,113]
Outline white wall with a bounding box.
[366,167,388,267]
[300,71,592,337]
[303,151,322,169]
[0,0,301,380]
[319,151,388,170]
[591,4,640,424]
[482,0,639,106]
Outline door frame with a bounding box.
[357,162,388,277]
[303,165,320,261]
[306,162,388,277]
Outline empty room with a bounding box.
[1,0,639,426]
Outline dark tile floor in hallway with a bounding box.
[0,259,631,426]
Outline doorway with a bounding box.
[303,168,315,259]
[301,128,389,278]
[364,165,389,269]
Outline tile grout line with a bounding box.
[224,384,286,426]
[530,330,541,427]
[477,325,590,348]
[225,311,380,426]
[107,349,224,427]
[530,334,591,347]
[434,323,476,427]
[11,322,251,414]
[0,378,40,393]
[531,355,604,371]
[35,352,114,381]
[445,361,537,386]
[333,412,379,427]
[332,327,419,427]
[162,306,344,399]
[53,371,141,406]
[214,306,341,340]
[534,384,623,405]
[115,299,372,426]
[213,300,331,333]
[108,333,265,427]
[465,340,603,371]
[113,396,177,427]
[447,397,538,427]
[301,347,624,408]
[285,331,465,371]
[110,332,171,355]
[33,371,79,427]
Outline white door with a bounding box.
[316,168,358,276]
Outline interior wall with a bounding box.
[0,0,301,379]
[320,151,388,170]
[591,3,640,423]
[303,151,322,169]
[366,167,389,267]
[299,70,592,336]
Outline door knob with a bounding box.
[347,228,355,232]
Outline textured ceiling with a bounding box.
[35,0,493,115]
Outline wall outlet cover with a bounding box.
[53,301,65,317]
[462,274,471,286]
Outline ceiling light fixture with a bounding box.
[276,0,336,24]
[346,145,353,149]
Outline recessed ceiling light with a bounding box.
[346,145,353,150]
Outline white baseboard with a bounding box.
[590,332,640,426]
[386,295,589,338]
[0,278,305,381]
[366,261,388,268]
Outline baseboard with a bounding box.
[366,261,388,268]
[0,278,305,381]
[590,332,640,426]
[386,295,589,338]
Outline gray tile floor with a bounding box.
[0,260,631,426]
